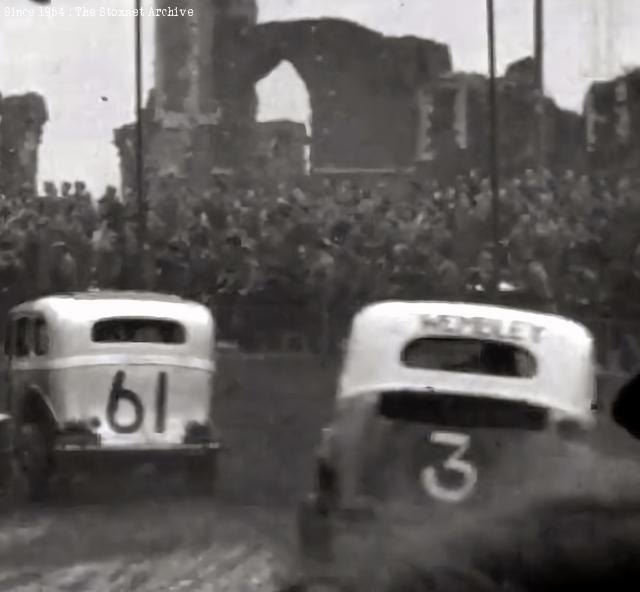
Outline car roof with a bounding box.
[52,291,184,302]
[11,291,184,309]
[9,291,212,326]
[350,300,592,342]
[337,300,596,422]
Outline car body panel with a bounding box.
[296,300,598,583]
[338,301,596,424]
[4,291,217,453]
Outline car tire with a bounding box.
[15,423,51,502]
[185,451,217,496]
[0,416,15,506]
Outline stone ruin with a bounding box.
[116,0,640,201]
[0,92,48,197]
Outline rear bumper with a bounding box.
[52,442,221,467]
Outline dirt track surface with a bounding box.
[0,366,635,592]
[1,438,640,592]
[0,496,296,592]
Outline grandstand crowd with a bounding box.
[0,169,639,321]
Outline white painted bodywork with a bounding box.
[8,292,216,449]
[338,301,596,425]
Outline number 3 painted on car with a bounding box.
[420,431,477,503]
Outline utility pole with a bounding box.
[534,0,545,174]
[486,0,501,299]
[134,0,147,285]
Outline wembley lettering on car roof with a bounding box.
[420,314,545,344]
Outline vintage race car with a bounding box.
[295,300,597,584]
[0,291,220,500]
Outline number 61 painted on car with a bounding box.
[295,300,597,584]
[1,291,221,500]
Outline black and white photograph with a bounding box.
[1,1,640,590]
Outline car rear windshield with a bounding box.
[91,318,186,344]
[378,391,548,430]
[401,337,537,378]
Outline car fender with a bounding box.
[18,384,58,433]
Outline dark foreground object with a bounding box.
[285,495,640,592]
[284,374,640,591]
[612,372,640,440]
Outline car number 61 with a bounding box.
[420,431,477,503]
[106,370,168,434]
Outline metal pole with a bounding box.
[134,0,146,285]
[486,0,501,299]
[534,0,545,174]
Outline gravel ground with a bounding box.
[0,494,298,592]
[0,401,638,592]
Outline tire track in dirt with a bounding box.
[0,541,284,592]
[9,433,636,592]
[0,501,294,592]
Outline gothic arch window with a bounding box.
[255,60,312,173]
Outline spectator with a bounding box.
[42,181,57,199]
[92,219,121,289]
[0,170,637,327]
[432,243,464,300]
[60,181,72,199]
[50,241,78,293]
[156,237,190,295]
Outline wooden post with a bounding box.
[534,0,545,174]
[486,0,501,298]
[134,0,147,286]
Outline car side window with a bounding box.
[15,318,30,358]
[3,323,13,357]
[34,318,50,356]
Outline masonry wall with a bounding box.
[118,8,639,194]
[236,18,452,172]
[0,93,48,196]
[584,68,640,173]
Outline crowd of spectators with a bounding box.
[1,168,639,333]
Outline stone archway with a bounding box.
[235,18,452,172]
[255,60,312,176]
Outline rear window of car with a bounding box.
[401,337,537,378]
[91,318,186,344]
[15,318,30,358]
[378,391,548,430]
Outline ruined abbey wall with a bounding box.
[0,92,48,196]
[115,0,640,198]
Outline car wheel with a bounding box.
[185,452,217,496]
[0,417,15,506]
[15,423,51,502]
[297,494,334,562]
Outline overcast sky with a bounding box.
[1,0,638,196]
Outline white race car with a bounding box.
[1,291,220,500]
[295,300,597,584]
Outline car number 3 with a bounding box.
[420,431,477,503]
